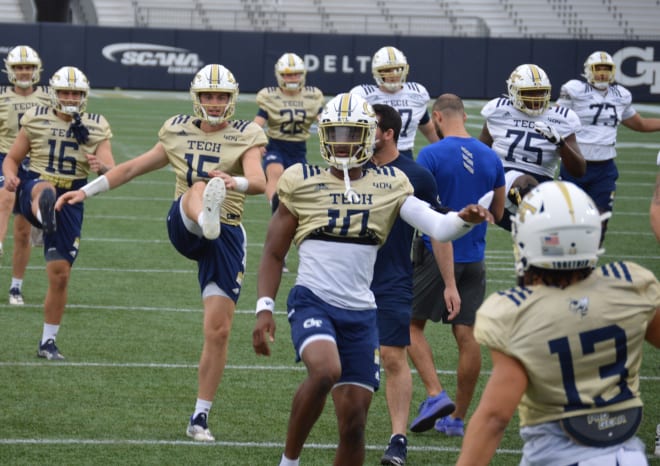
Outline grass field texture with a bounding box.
[0,91,658,465]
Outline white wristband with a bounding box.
[233,176,249,193]
[81,175,110,198]
[256,297,275,315]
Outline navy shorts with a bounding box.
[17,176,85,264]
[287,285,380,390]
[167,198,246,302]
[375,298,412,347]
[560,159,618,212]
[262,139,307,169]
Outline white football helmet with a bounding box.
[190,64,238,125]
[275,53,306,91]
[48,66,90,115]
[318,93,377,169]
[512,181,604,274]
[372,46,409,92]
[4,45,42,88]
[583,51,615,90]
[507,64,551,117]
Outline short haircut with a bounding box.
[433,93,465,115]
[372,103,401,143]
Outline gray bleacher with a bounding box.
[4,0,660,39]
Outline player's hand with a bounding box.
[457,204,494,224]
[4,175,20,193]
[85,153,107,175]
[534,121,564,146]
[252,311,276,356]
[55,190,86,210]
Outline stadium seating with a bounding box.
[2,0,659,40]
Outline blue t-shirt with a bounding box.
[367,155,440,303]
[417,136,505,263]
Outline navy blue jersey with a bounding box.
[367,155,440,302]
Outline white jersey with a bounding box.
[481,97,581,178]
[557,80,636,162]
[350,82,431,152]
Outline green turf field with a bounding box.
[0,91,658,465]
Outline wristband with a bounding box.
[256,297,275,315]
[81,175,110,198]
[556,138,565,148]
[232,176,249,193]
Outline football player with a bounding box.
[350,46,438,158]
[2,66,115,360]
[0,45,50,305]
[457,181,660,466]
[479,64,586,231]
[251,93,493,466]
[652,151,660,243]
[254,53,324,209]
[56,64,267,442]
[557,51,660,245]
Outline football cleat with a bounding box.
[201,177,226,240]
[186,412,215,442]
[37,339,65,360]
[9,287,24,305]
[39,189,57,235]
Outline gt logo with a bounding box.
[613,46,660,93]
[303,318,323,329]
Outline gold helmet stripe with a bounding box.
[529,65,542,84]
[556,182,576,223]
[287,53,295,67]
[339,93,352,119]
[19,46,28,62]
[67,67,77,87]
[386,47,396,65]
[209,64,220,85]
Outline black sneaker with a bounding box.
[39,189,57,235]
[381,434,407,465]
[37,338,64,360]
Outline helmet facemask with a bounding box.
[507,64,551,117]
[190,64,238,126]
[275,53,306,92]
[4,46,42,89]
[372,46,409,92]
[48,66,90,115]
[583,51,616,90]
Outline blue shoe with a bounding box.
[39,189,57,235]
[435,416,464,437]
[409,390,455,433]
[380,434,407,465]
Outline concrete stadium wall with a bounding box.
[1,22,659,102]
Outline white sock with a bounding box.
[36,209,42,223]
[279,454,299,466]
[193,398,212,418]
[11,278,23,291]
[41,323,60,344]
[197,212,205,227]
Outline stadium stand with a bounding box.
[3,0,659,39]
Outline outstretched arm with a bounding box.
[56,142,169,209]
[399,195,493,242]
